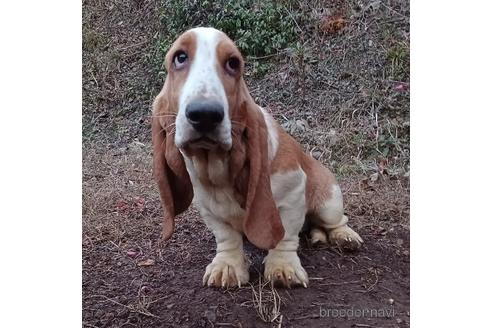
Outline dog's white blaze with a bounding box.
[175,27,232,149]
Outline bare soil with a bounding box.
[83,0,410,327]
[84,223,409,328]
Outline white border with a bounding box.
[0,1,81,327]
[412,1,492,326]
[1,0,492,327]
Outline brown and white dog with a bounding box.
[152,27,362,288]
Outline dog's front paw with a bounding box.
[203,251,249,288]
[329,225,363,250]
[263,251,308,288]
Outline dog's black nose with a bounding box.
[185,100,224,133]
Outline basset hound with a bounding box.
[152,27,363,288]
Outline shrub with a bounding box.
[158,0,299,58]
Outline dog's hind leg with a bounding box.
[310,227,328,245]
[310,184,363,250]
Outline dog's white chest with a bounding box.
[195,184,245,222]
[183,155,245,229]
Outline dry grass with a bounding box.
[82,141,160,246]
[242,0,410,178]
[89,290,163,318]
[250,276,283,324]
[83,0,410,180]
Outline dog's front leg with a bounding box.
[263,206,309,288]
[263,170,309,288]
[202,216,249,288]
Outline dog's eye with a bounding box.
[173,51,188,69]
[225,57,240,74]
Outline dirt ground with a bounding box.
[83,0,410,327]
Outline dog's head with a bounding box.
[155,27,247,152]
[152,28,283,249]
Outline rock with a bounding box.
[204,309,216,322]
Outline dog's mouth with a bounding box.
[186,136,219,150]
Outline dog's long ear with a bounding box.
[152,91,193,241]
[230,101,284,250]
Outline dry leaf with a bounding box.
[126,249,138,258]
[134,196,145,212]
[137,259,155,267]
[394,82,409,92]
[134,196,145,205]
[321,14,347,35]
[115,200,128,213]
